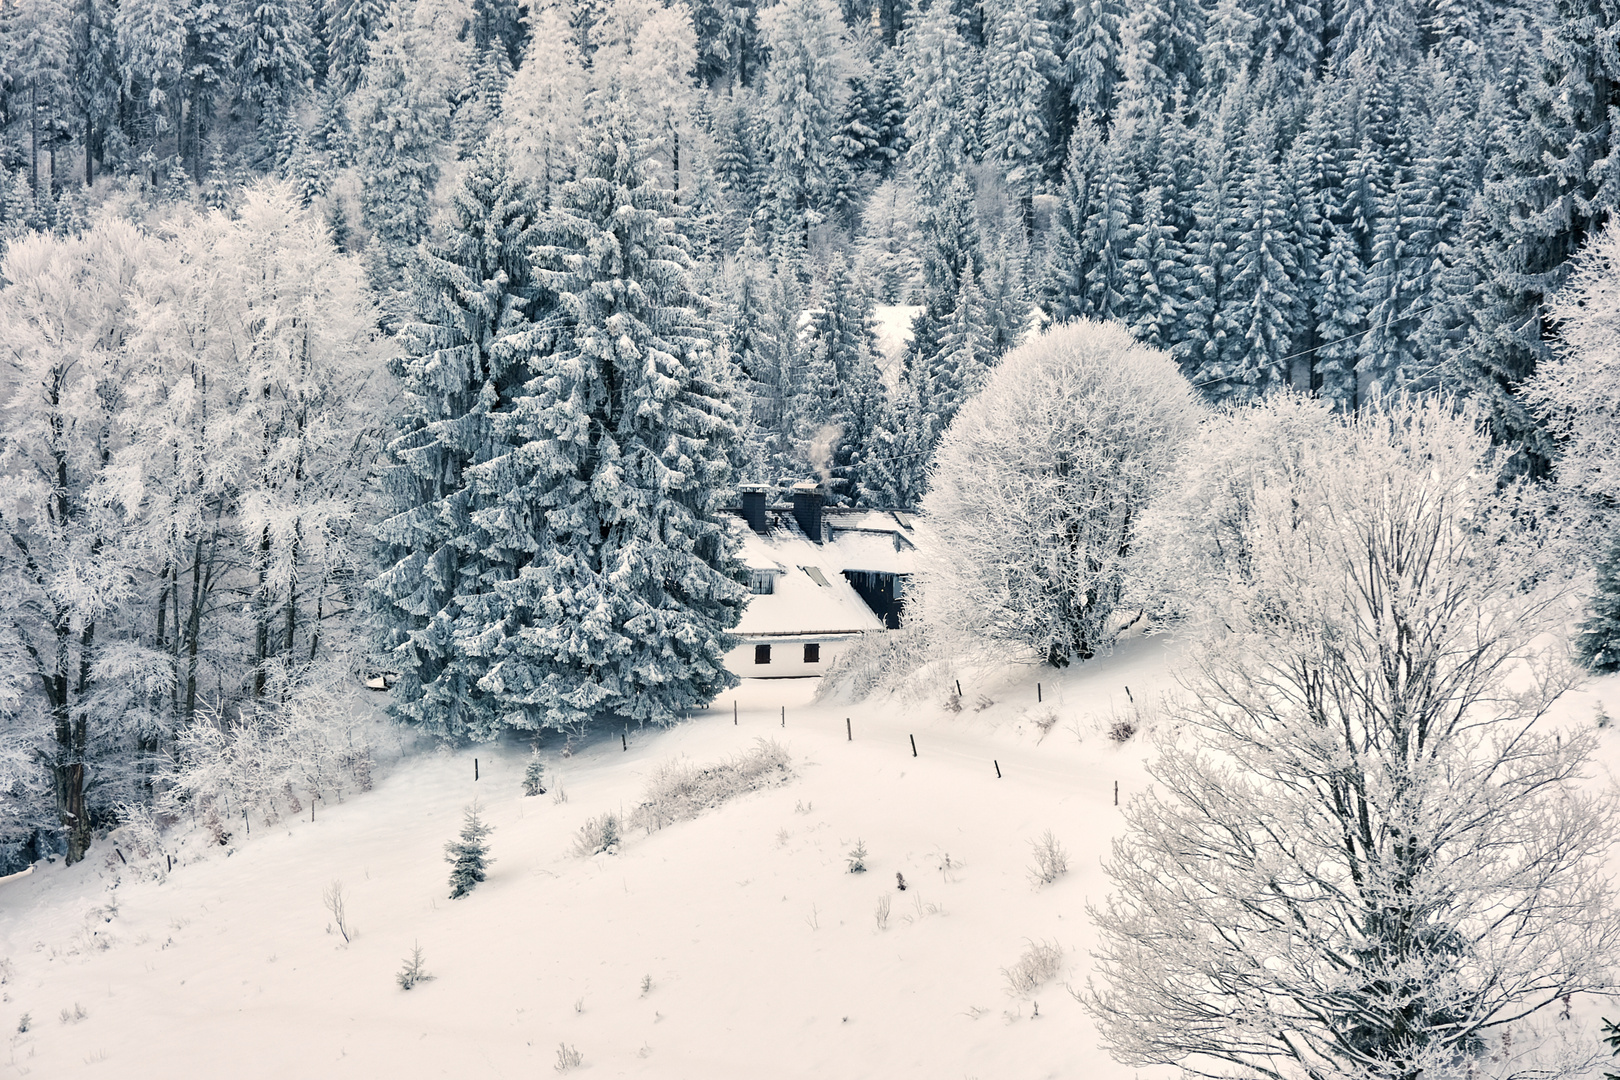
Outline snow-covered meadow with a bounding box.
[3,640,1617,1079]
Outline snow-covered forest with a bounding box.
[2,0,1620,1073]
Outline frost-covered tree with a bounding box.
[1122,185,1182,350]
[757,0,850,253]
[1219,106,1300,399]
[924,264,991,435]
[236,0,315,127]
[1527,219,1620,520]
[472,116,747,732]
[372,148,542,742]
[983,0,1056,216]
[0,222,153,865]
[915,321,1202,666]
[445,802,494,897]
[589,0,700,189]
[349,0,461,288]
[1039,117,1103,324]
[521,748,546,795]
[1575,534,1620,673]
[322,0,384,92]
[496,6,585,206]
[899,0,972,207]
[1528,219,1620,672]
[1089,396,1620,1080]
[1066,0,1122,120]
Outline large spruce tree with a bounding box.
[474,116,747,732]
[372,146,544,741]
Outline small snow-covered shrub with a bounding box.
[397,942,431,989]
[1002,941,1063,997]
[847,839,868,873]
[874,894,891,930]
[815,627,932,704]
[628,739,794,834]
[323,880,353,943]
[1107,717,1136,744]
[571,813,621,857]
[164,680,386,833]
[59,1003,88,1024]
[108,802,168,880]
[555,1043,583,1071]
[1028,831,1068,886]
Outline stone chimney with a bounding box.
[740,484,772,534]
[791,482,824,543]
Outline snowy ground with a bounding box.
[2,639,1617,1079]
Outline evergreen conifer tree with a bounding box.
[350,1,455,291]
[1123,185,1182,350]
[521,749,547,795]
[1314,221,1367,407]
[1038,117,1102,323]
[445,802,494,898]
[1082,138,1135,322]
[323,0,386,93]
[1221,107,1300,399]
[1456,0,1620,472]
[371,146,543,742]
[925,265,991,438]
[1574,535,1620,674]
[1066,0,1123,121]
[983,0,1056,220]
[758,0,849,254]
[910,175,982,366]
[900,0,972,207]
[473,116,747,732]
[1178,106,1241,384]
[237,0,315,127]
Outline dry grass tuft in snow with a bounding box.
[1028,831,1069,887]
[1002,940,1063,997]
[627,738,794,835]
[554,1042,583,1071]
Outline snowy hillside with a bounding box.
[3,642,1617,1079]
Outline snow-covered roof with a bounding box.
[822,528,917,576]
[732,523,886,638]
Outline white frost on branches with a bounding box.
[914,319,1202,667]
[1087,397,1620,1080]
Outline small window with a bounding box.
[803,643,820,664]
[749,570,775,595]
[754,643,771,665]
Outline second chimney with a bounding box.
[790,482,824,544]
[740,484,771,534]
